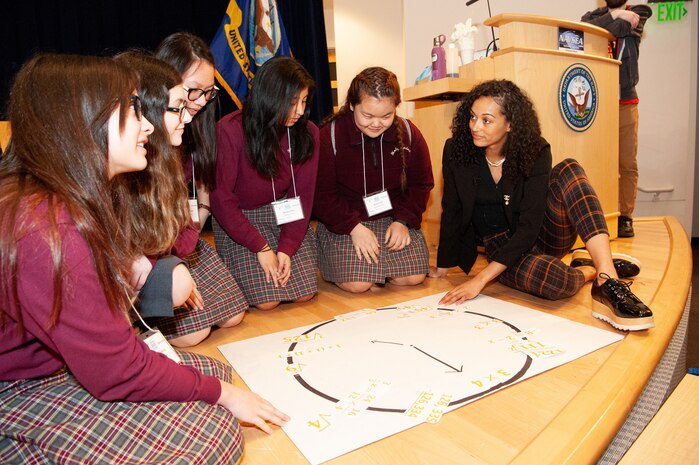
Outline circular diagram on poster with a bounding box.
[284,304,533,413]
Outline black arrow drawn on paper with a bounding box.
[411,345,463,373]
[371,340,404,346]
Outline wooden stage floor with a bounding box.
[190,216,691,465]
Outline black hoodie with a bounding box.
[581,4,653,101]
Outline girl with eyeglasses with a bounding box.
[113,51,248,348]
[0,54,287,465]
[211,56,319,310]
[156,32,220,232]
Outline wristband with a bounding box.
[198,203,212,213]
[259,244,272,253]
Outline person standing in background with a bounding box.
[581,1,653,238]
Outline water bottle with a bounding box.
[431,35,446,81]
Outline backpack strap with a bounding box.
[399,116,412,144]
[331,120,337,155]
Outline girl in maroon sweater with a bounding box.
[113,51,247,348]
[313,67,434,293]
[212,57,320,310]
[0,54,287,464]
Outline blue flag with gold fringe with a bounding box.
[210,0,291,108]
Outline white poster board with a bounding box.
[219,292,623,465]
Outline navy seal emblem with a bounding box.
[558,64,598,132]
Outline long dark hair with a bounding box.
[156,32,218,191]
[0,54,136,328]
[113,51,191,256]
[242,56,316,177]
[323,67,409,189]
[450,79,544,178]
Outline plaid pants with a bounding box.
[485,159,608,300]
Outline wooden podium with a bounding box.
[405,14,620,237]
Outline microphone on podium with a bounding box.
[465,0,498,53]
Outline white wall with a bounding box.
[331,0,406,116]
[403,0,601,85]
[324,0,336,49]
[633,2,697,236]
[328,0,698,234]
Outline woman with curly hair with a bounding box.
[431,79,653,331]
[313,67,434,293]
[113,51,247,348]
[211,56,319,310]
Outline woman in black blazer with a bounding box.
[430,80,653,331]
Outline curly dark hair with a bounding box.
[450,79,545,179]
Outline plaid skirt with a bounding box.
[316,217,429,284]
[0,352,243,465]
[150,240,248,339]
[213,205,318,306]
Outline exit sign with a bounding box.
[655,1,689,22]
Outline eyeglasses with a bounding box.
[129,95,142,121]
[183,85,219,102]
[165,102,189,122]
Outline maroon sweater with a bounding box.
[211,111,319,256]
[313,112,434,234]
[0,203,220,404]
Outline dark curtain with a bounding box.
[0,0,332,124]
[278,0,333,123]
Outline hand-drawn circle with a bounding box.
[286,307,533,413]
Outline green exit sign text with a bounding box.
[656,1,689,22]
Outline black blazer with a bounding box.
[436,138,552,273]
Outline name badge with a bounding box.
[139,328,182,364]
[363,190,393,217]
[271,196,305,225]
[188,198,200,224]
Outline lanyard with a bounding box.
[362,133,385,195]
[126,288,182,364]
[190,154,197,200]
[271,127,299,201]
